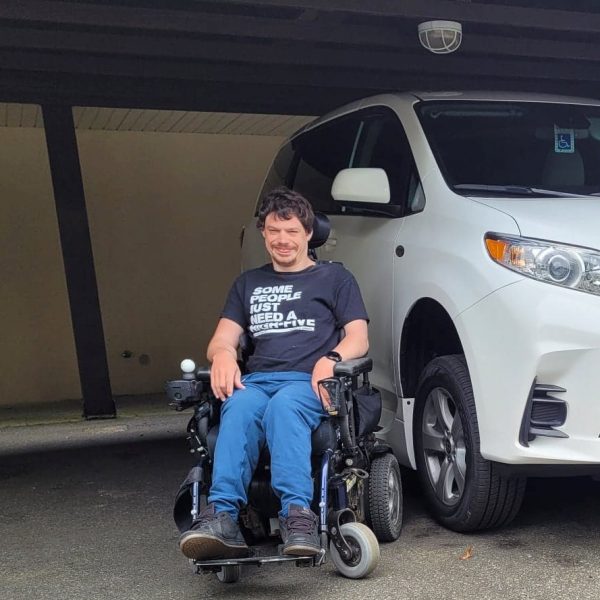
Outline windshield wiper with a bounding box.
[454,184,587,198]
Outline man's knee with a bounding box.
[220,388,268,426]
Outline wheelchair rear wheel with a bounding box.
[367,452,403,542]
[329,522,379,579]
[216,565,241,583]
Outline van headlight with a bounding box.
[485,233,600,296]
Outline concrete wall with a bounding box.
[0,128,82,406]
[0,124,281,406]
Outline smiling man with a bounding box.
[178,186,369,561]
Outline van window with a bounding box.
[259,142,295,199]
[292,108,420,217]
[291,115,360,214]
[353,112,418,213]
[416,100,600,197]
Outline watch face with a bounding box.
[327,351,342,362]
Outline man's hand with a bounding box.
[312,320,369,409]
[311,356,335,407]
[206,318,246,402]
[210,350,245,401]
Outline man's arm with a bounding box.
[311,319,369,400]
[207,317,246,401]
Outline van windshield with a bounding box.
[415,100,600,197]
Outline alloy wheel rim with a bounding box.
[421,387,467,506]
[388,468,401,526]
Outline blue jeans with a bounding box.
[208,371,326,519]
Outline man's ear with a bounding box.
[307,229,313,241]
[260,228,266,239]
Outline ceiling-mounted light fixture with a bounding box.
[418,20,462,54]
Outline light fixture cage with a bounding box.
[418,20,462,54]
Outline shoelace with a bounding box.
[286,511,317,534]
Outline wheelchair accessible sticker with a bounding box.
[554,125,575,153]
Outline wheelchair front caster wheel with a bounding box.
[216,565,241,583]
[329,522,380,579]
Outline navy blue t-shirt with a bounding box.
[221,262,368,374]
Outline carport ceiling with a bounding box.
[2,0,600,115]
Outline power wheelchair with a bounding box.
[166,355,403,582]
[165,213,402,582]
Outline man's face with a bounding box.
[262,213,312,271]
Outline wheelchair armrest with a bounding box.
[195,366,211,382]
[333,357,372,377]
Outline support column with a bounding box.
[42,104,115,419]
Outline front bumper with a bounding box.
[456,278,600,465]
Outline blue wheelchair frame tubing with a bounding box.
[319,449,333,533]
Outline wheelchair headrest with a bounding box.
[309,212,331,250]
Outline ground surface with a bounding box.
[1,410,599,600]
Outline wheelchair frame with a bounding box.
[166,357,398,580]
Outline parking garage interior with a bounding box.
[2,2,600,598]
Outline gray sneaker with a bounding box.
[179,503,249,560]
[279,505,320,556]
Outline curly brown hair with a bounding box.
[256,187,314,233]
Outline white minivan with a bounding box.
[241,92,600,531]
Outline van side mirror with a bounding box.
[331,168,391,204]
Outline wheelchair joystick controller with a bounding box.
[180,359,196,380]
[166,359,206,411]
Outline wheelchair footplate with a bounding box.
[191,544,327,574]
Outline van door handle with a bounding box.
[395,245,405,257]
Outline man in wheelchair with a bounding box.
[167,188,402,581]
[169,187,402,579]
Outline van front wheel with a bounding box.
[414,354,525,532]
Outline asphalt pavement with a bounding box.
[1,408,599,600]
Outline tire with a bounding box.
[367,453,403,542]
[329,522,380,579]
[216,565,241,583]
[414,354,526,532]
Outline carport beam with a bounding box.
[42,104,115,419]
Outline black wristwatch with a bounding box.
[325,351,342,363]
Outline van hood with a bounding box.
[473,197,600,250]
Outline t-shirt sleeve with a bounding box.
[334,271,369,327]
[220,276,248,329]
